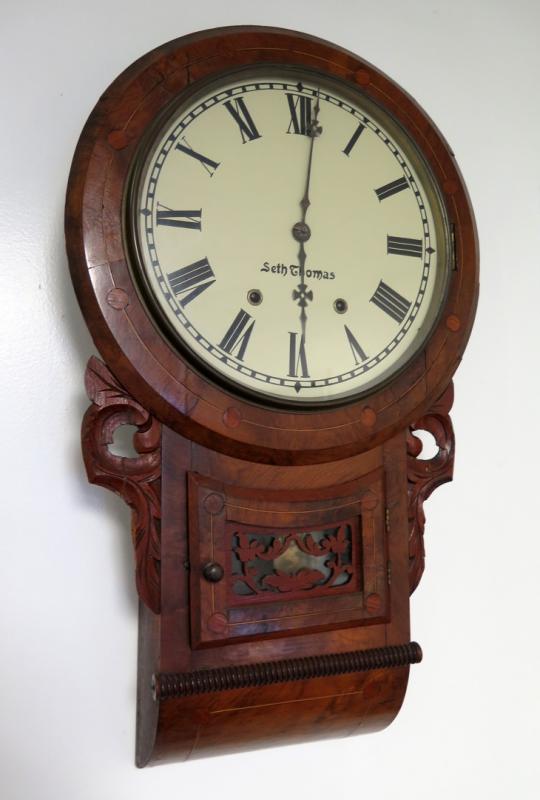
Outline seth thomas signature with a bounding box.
[261,262,335,280]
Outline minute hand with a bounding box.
[299,97,320,224]
[293,92,322,339]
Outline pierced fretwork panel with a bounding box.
[230,521,360,604]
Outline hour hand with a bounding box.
[292,242,313,338]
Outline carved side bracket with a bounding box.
[407,383,455,594]
[81,357,161,613]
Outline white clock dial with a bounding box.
[129,67,450,405]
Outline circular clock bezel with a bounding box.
[124,62,453,411]
[66,26,478,464]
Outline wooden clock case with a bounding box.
[65,26,479,766]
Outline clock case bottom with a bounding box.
[81,357,454,766]
[138,604,418,765]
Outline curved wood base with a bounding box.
[137,605,415,766]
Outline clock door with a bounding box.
[188,470,388,648]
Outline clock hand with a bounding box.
[292,90,322,341]
[295,241,309,340]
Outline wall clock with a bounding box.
[66,26,478,766]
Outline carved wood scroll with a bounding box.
[81,357,161,612]
[407,382,455,594]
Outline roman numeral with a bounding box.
[156,205,202,230]
[387,235,423,258]
[370,280,411,323]
[286,94,312,135]
[375,177,409,201]
[223,97,261,143]
[168,258,215,307]
[288,332,309,377]
[219,309,255,361]
[175,138,220,176]
[344,325,368,364]
[343,122,365,156]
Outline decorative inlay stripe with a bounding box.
[154,642,422,700]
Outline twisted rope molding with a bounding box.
[154,642,422,700]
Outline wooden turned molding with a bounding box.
[154,642,423,699]
[407,382,455,594]
[82,357,162,613]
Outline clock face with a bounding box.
[128,66,450,406]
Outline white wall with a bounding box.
[2,1,539,798]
